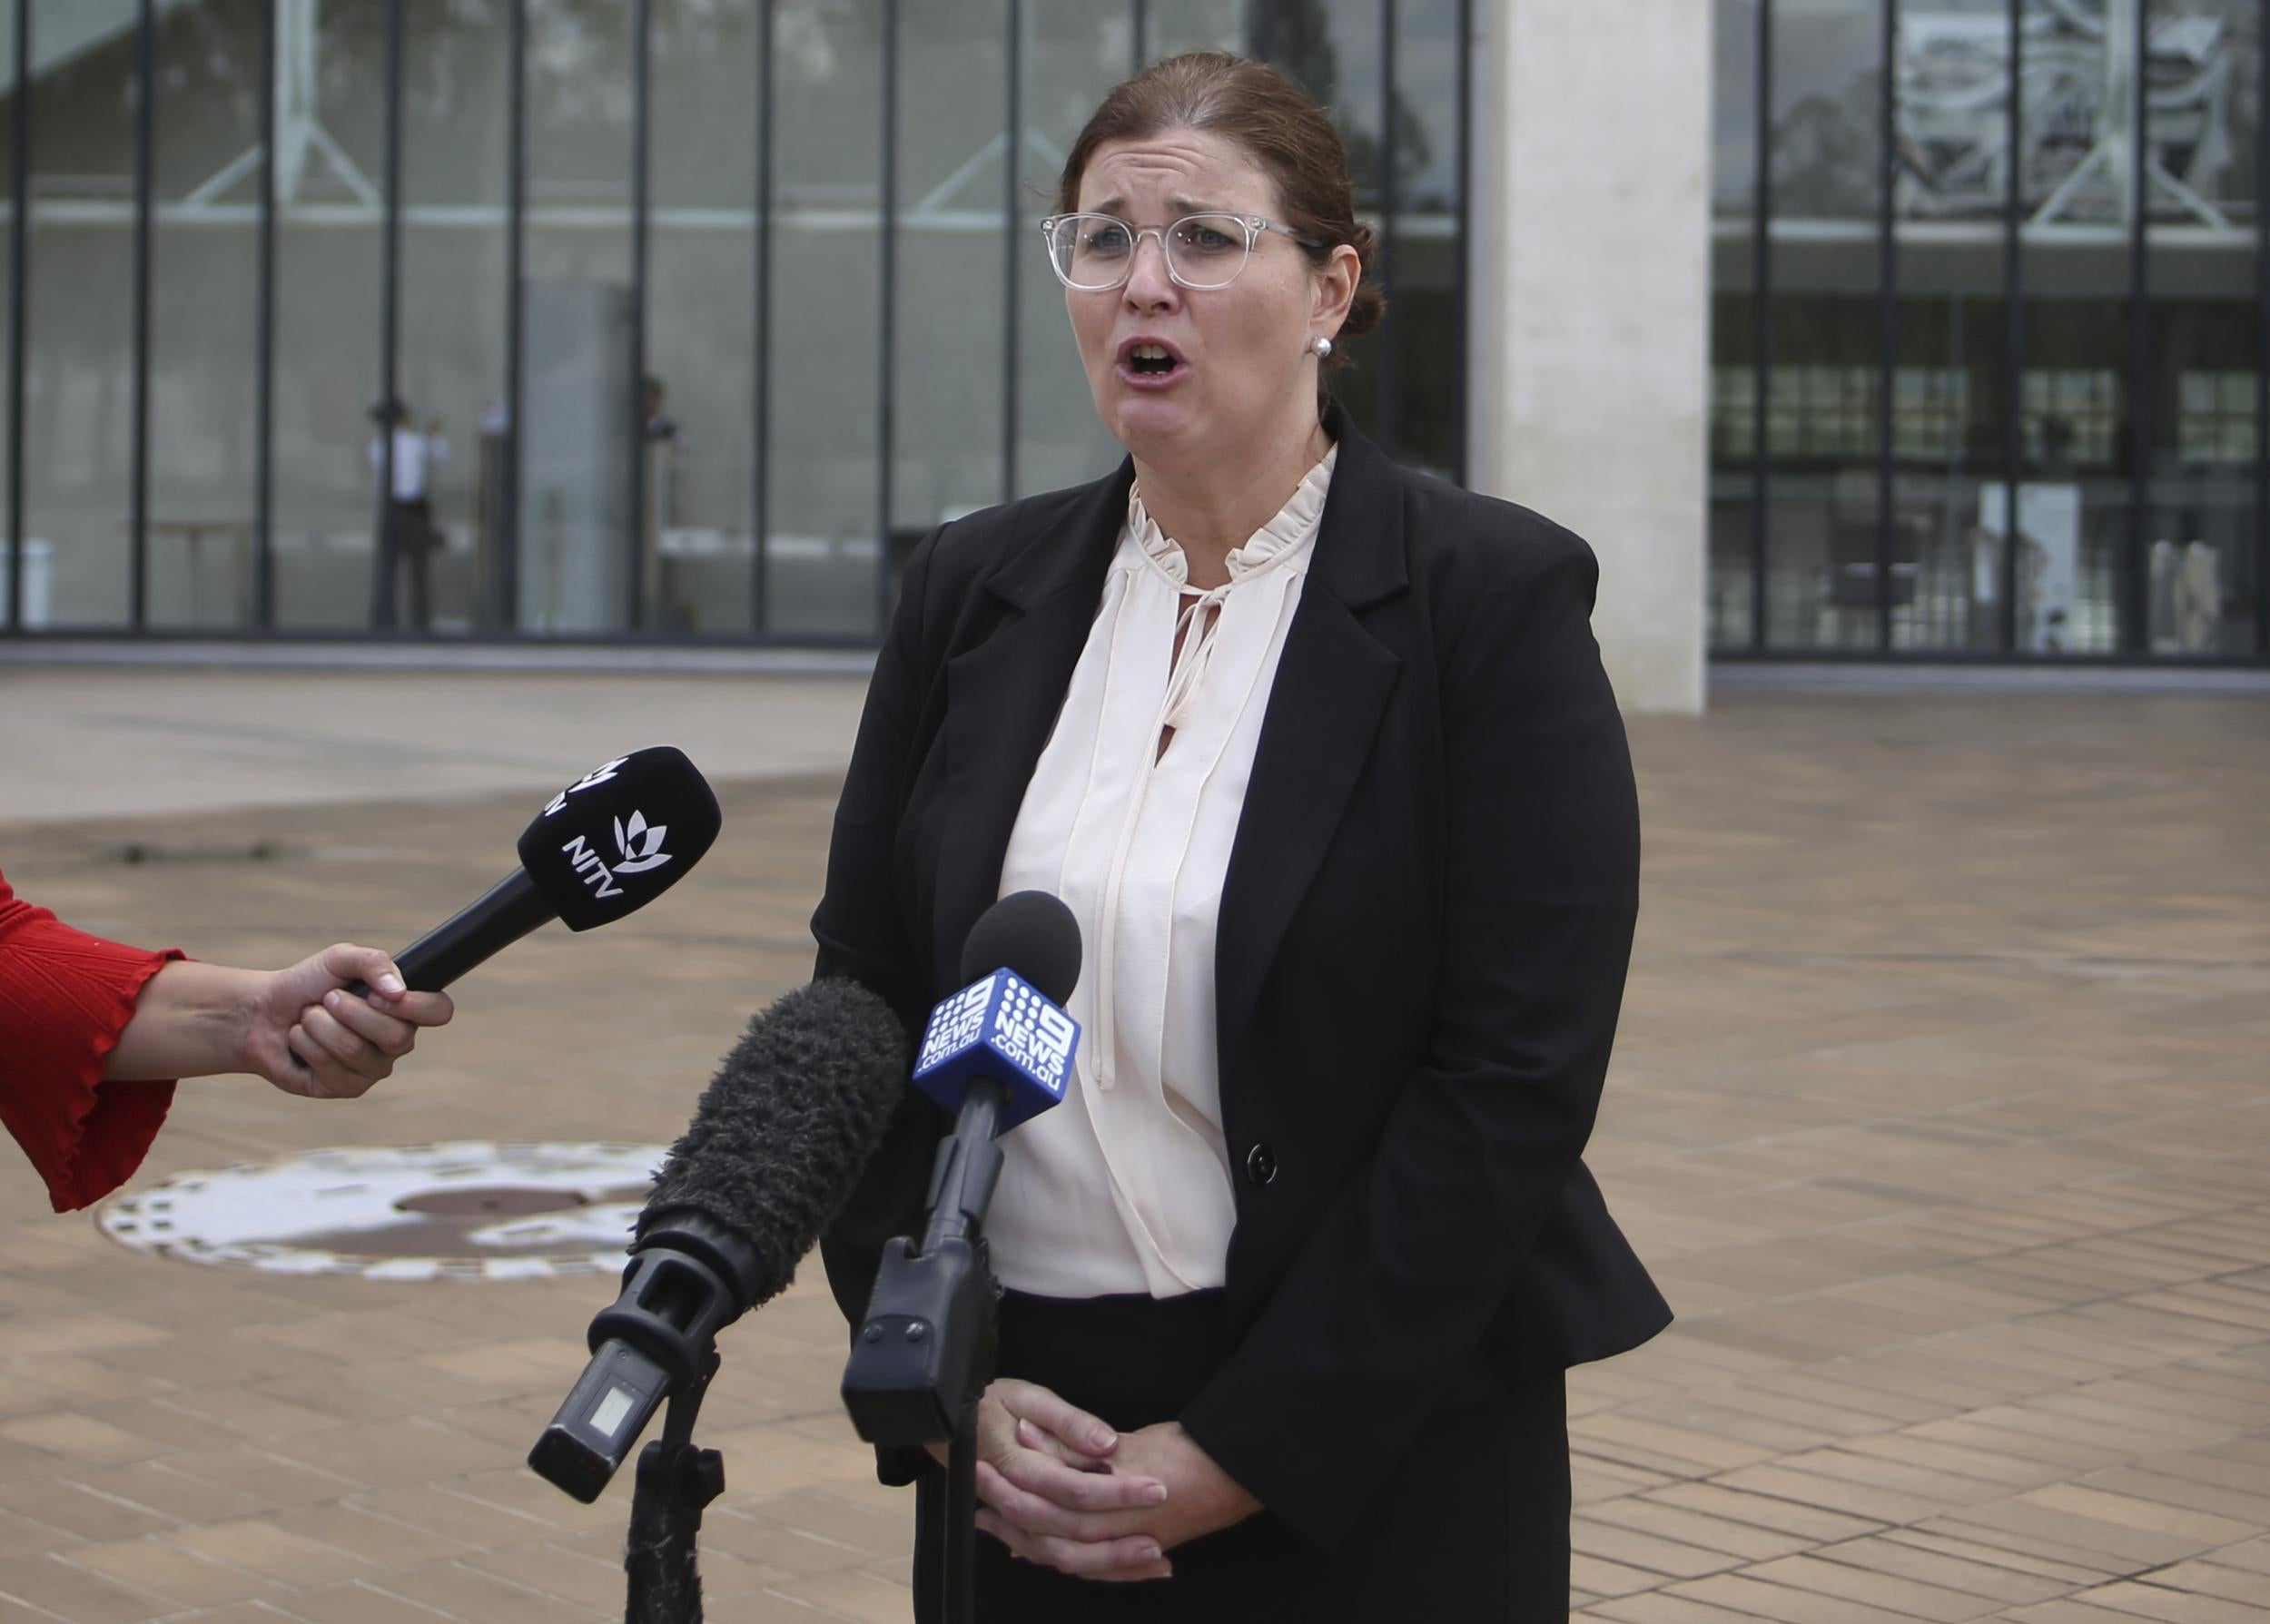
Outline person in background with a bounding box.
[0,864,453,1213]
[369,399,449,633]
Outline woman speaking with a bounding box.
[815,50,1670,1619]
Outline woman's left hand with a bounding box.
[975,1420,1261,1581]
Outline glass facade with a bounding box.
[1715,0,2268,663]
[0,0,1469,645]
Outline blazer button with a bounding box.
[1243,1143,1278,1187]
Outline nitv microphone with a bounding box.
[349,746,721,996]
[841,892,1082,1448]
[528,978,906,1503]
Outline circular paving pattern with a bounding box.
[98,1141,668,1280]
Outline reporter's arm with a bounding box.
[105,944,454,1097]
[0,872,185,1210]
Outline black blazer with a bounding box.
[813,413,1671,1548]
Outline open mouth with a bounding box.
[1118,340,1187,383]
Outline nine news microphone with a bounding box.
[841,892,1082,1449]
[345,746,721,997]
[528,979,907,1504]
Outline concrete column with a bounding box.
[1467,0,1712,714]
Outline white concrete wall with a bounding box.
[1468,0,1712,714]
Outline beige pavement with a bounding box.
[0,670,2265,1621]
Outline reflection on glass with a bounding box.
[398,2,511,638]
[1711,0,1761,647]
[1270,2,1387,448]
[1763,0,1881,649]
[893,0,1007,546]
[1145,0,1243,58]
[272,0,381,632]
[2013,0,2123,653]
[1018,4,1134,497]
[769,0,883,638]
[0,3,11,630]
[1890,0,2016,652]
[520,0,637,635]
[147,0,262,632]
[648,0,760,636]
[1378,0,1459,478]
[23,0,136,627]
[2144,0,2260,656]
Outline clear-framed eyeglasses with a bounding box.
[1040,212,1320,292]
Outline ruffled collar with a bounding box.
[1127,441,1338,592]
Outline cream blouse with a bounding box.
[986,445,1338,1299]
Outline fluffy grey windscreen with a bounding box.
[637,978,908,1306]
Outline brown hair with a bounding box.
[1055,52,1386,392]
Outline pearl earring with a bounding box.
[1311,335,1333,359]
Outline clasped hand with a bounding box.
[930,1377,1260,1583]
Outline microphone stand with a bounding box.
[624,1350,725,1624]
[842,1080,1008,1624]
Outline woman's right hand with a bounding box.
[927,1377,1175,1581]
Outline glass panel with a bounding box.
[0,0,12,630]
[1711,0,1760,648]
[519,0,636,635]
[893,0,1007,553]
[1892,0,2011,651]
[2145,0,2260,656]
[1382,0,1459,479]
[1269,3,1385,445]
[1018,3,1130,497]
[649,0,760,636]
[1763,0,1882,650]
[272,0,381,632]
[149,0,262,633]
[768,0,882,637]
[23,0,137,628]
[399,1,510,637]
[1146,0,1244,58]
[2018,0,2126,654]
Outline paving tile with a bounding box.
[1665,1570,1929,1624]
[2058,1580,2269,1624]
[1813,1534,2074,1608]
[1732,1552,2003,1621]
[265,1580,467,1622]
[368,1560,610,1623]
[55,1537,277,1610]
[159,1520,373,1589]
[0,1550,172,1623]
[768,1564,917,1624]
[1573,1552,1675,1599]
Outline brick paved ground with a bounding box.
[0,681,2264,1621]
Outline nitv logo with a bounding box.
[543,756,630,818]
[558,810,673,901]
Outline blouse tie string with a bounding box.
[1087,463,1331,1097]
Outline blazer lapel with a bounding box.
[1216,421,1407,1055]
[928,461,1130,987]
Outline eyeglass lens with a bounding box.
[1048,215,1251,289]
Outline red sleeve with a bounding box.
[0,868,182,1212]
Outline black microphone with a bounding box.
[349,746,722,996]
[528,978,907,1503]
[841,892,1082,1448]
